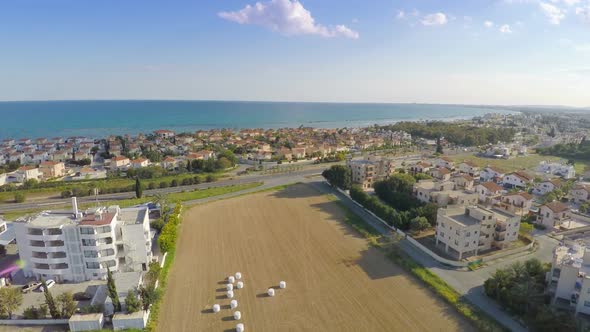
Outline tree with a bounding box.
[41,279,60,319]
[107,268,121,312]
[410,216,430,232]
[57,292,77,318]
[13,192,25,203]
[138,285,160,311]
[186,160,192,172]
[322,165,352,190]
[125,289,142,313]
[0,287,23,319]
[435,137,444,154]
[135,177,143,199]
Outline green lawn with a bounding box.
[0,182,262,220]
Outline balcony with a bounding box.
[46,228,63,236]
[34,263,50,270]
[27,228,44,236]
[32,252,48,259]
[47,240,64,247]
[30,240,45,247]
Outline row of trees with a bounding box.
[538,139,590,161]
[484,259,575,331]
[383,121,516,146]
[158,203,183,253]
[322,165,352,190]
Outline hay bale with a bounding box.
[235,272,242,280]
[227,290,234,299]
[212,304,220,313]
[236,281,244,289]
[236,323,245,332]
[226,283,234,291]
[230,299,238,309]
[279,281,286,289]
[233,311,242,320]
[228,276,235,284]
[267,288,275,297]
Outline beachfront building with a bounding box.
[13,198,153,282]
[548,238,590,315]
[435,205,521,259]
[346,155,395,189]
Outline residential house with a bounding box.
[0,173,6,186]
[154,130,175,139]
[52,150,70,162]
[451,174,474,191]
[429,167,451,181]
[435,205,520,259]
[537,161,576,179]
[111,156,130,170]
[39,161,66,179]
[480,166,505,183]
[15,166,41,183]
[161,156,178,170]
[476,182,504,204]
[503,171,534,189]
[413,180,478,207]
[534,179,562,196]
[9,152,25,164]
[409,161,432,175]
[346,156,395,189]
[572,183,590,204]
[31,151,49,164]
[538,201,570,229]
[458,161,480,177]
[130,158,149,169]
[496,192,533,215]
[435,156,455,170]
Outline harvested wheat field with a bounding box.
[157,183,474,332]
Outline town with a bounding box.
[1,110,590,331]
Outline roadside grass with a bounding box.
[326,193,507,332]
[0,172,220,204]
[0,182,263,220]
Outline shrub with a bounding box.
[23,305,48,319]
[13,192,25,203]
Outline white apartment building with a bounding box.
[537,161,576,179]
[346,155,394,189]
[548,239,590,315]
[13,198,153,283]
[414,180,478,207]
[435,205,520,259]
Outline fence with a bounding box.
[334,185,468,267]
[0,319,69,326]
[480,241,535,263]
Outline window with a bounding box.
[86,262,100,269]
[80,227,94,235]
[82,239,96,246]
[466,232,471,237]
[84,250,98,258]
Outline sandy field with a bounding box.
[157,184,473,332]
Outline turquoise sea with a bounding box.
[0,100,509,140]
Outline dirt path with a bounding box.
[157,184,474,331]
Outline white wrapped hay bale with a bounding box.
[230,299,238,309]
[236,323,245,332]
[279,281,287,289]
[267,288,275,297]
[227,290,234,299]
[235,272,242,280]
[212,304,220,313]
[228,276,235,284]
[236,281,244,289]
[226,283,234,291]
[233,311,242,320]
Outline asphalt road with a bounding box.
[0,167,326,213]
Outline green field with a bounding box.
[450,153,563,173]
[0,182,262,220]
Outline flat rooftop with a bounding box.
[443,207,481,227]
[20,212,77,228]
[118,207,146,225]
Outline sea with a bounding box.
[0,100,512,140]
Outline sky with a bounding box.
[0,0,589,106]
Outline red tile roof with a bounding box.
[79,212,115,226]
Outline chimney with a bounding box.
[72,197,79,216]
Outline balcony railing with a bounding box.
[47,241,64,247]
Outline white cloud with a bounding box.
[421,12,448,26]
[396,10,405,19]
[499,24,513,33]
[562,0,580,6]
[576,5,590,22]
[484,20,494,28]
[539,2,566,24]
[218,0,359,39]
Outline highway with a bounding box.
[0,166,327,213]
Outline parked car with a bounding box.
[73,292,92,301]
[37,279,55,292]
[21,281,41,293]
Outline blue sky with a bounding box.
[0,0,589,106]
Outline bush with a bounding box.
[23,305,47,319]
[13,192,25,203]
